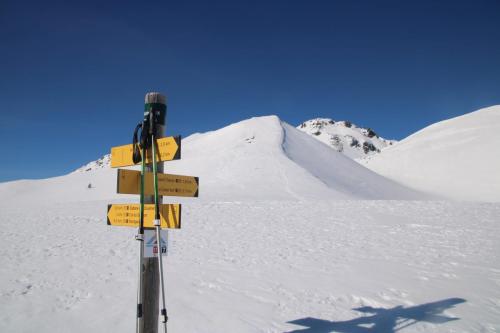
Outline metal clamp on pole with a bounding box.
[161,309,168,323]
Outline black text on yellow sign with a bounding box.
[117,169,199,197]
[107,204,181,229]
[110,136,181,168]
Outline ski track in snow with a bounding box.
[1,200,499,332]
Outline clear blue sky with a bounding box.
[1,0,499,181]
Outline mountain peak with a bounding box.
[66,114,421,201]
[297,118,395,160]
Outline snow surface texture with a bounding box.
[297,118,396,160]
[362,106,500,202]
[1,114,499,332]
[0,200,499,332]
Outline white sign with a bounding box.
[144,230,168,258]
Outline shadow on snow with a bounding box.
[286,297,466,333]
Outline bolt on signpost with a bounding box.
[107,92,199,333]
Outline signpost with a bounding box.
[106,92,198,333]
[110,136,181,168]
[107,204,181,229]
[117,169,199,197]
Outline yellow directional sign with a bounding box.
[107,204,181,229]
[117,169,199,197]
[110,136,181,168]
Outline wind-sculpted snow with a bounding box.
[281,122,424,200]
[0,115,424,203]
[363,106,500,202]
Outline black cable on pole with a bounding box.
[132,123,143,164]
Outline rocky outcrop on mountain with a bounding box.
[73,154,110,173]
[297,118,395,160]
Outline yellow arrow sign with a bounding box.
[117,169,199,197]
[107,204,181,229]
[110,136,181,168]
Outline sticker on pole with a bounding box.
[144,230,168,257]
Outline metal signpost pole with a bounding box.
[141,92,166,333]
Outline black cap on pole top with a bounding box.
[145,92,166,105]
[144,92,167,126]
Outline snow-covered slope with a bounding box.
[174,116,422,200]
[1,199,499,332]
[1,116,499,333]
[73,154,110,173]
[362,106,500,202]
[297,118,396,160]
[1,115,423,204]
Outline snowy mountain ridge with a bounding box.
[297,118,396,160]
[2,115,424,204]
[74,117,395,173]
[362,105,500,202]
[74,154,110,173]
[69,106,500,202]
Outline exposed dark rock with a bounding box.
[311,120,324,128]
[366,128,378,138]
[350,138,360,148]
[363,142,378,154]
[330,135,343,152]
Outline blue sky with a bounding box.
[1,0,499,181]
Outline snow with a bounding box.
[362,106,500,202]
[1,200,499,332]
[3,115,423,204]
[281,122,423,200]
[73,154,110,173]
[0,114,499,332]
